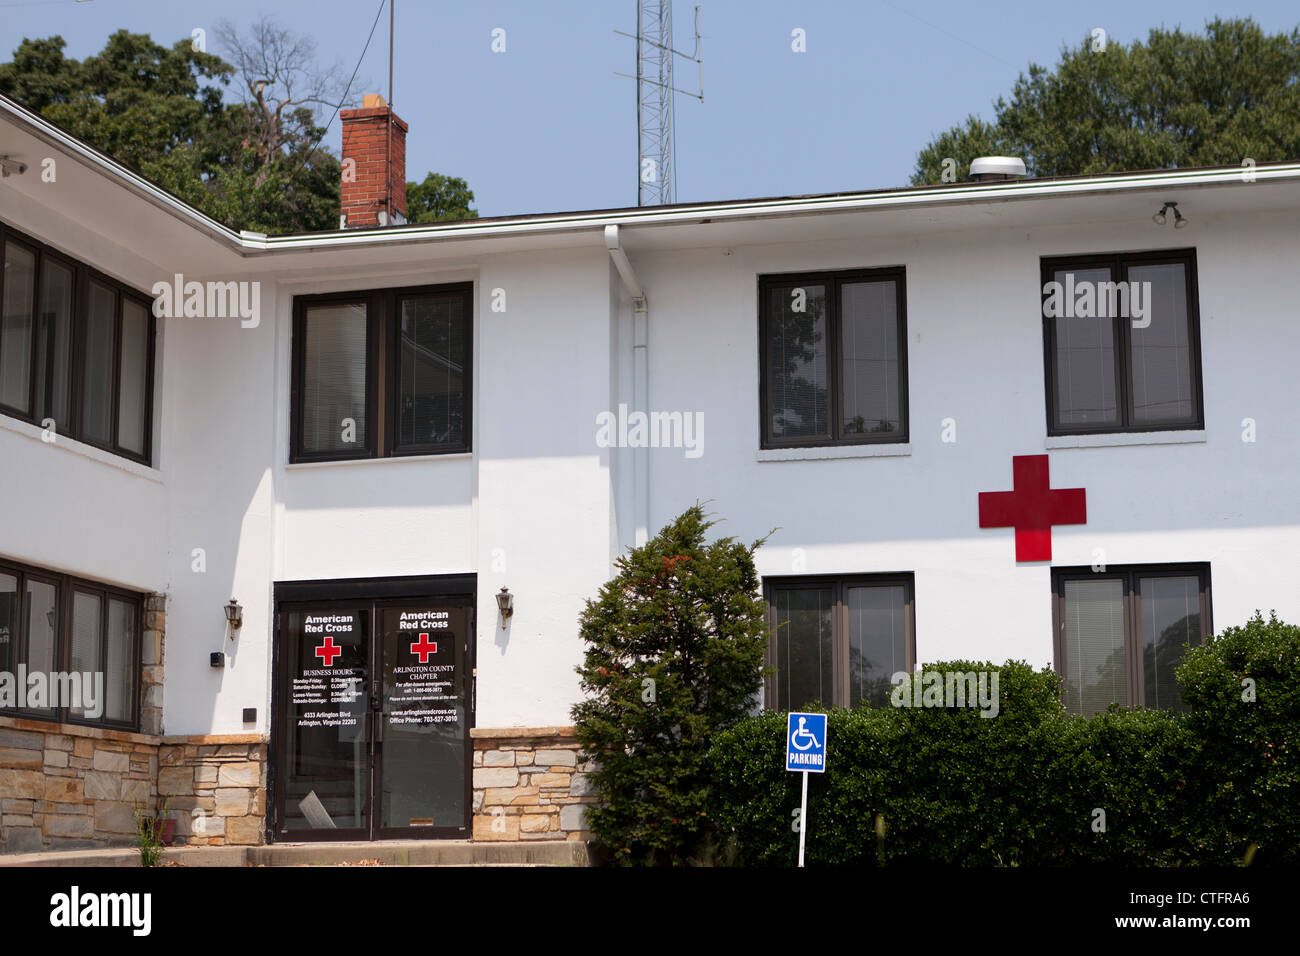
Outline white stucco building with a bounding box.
[2,89,1297,851]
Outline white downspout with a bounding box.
[605,225,650,547]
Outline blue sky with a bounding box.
[2,0,1297,216]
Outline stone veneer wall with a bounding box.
[0,719,269,853]
[471,727,597,842]
[139,593,166,735]
[0,717,159,853]
[159,736,267,846]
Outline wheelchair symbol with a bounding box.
[790,716,821,751]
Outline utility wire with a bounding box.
[302,0,389,162]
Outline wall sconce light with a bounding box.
[224,599,243,639]
[495,587,514,627]
[1152,201,1188,228]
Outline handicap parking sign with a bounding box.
[786,712,827,773]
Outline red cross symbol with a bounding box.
[314,636,342,667]
[978,455,1086,562]
[409,632,438,664]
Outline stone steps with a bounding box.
[0,838,589,867]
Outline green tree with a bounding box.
[0,32,230,173]
[0,24,479,234]
[0,29,340,233]
[406,172,479,223]
[912,18,1300,185]
[571,505,770,865]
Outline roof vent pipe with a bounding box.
[969,156,1027,182]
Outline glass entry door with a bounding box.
[376,603,470,837]
[272,578,474,842]
[278,602,372,839]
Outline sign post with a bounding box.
[785,711,827,867]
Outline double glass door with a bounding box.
[272,583,474,841]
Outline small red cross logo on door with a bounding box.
[409,632,438,664]
[314,636,342,666]
[978,454,1086,561]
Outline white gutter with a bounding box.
[249,162,1300,253]
[7,92,1300,256]
[605,225,650,548]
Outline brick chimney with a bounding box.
[339,94,407,228]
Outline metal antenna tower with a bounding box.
[616,3,702,206]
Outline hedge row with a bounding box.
[707,613,1300,865]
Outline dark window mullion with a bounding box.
[25,245,42,425]
[1125,570,1140,708]
[828,278,842,443]
[290,299,305,459]
[67,264,85,443]
[97,585,109,720]
[56,574,71,723]
[0,238,5,414]
[13,570,28,709]
[1052,578,1066,690]
[1200,573,1212,641]
[833,582,848,710]
[1041,259,1060,432]
[1191,259,1206,428]
[763,598,775,709]
[382,290,396,458]
[1115,258,1134,429]
[758,283,770,445]
[894,275,910,443]
[143,297,157,465]
[109,289,124,453]
[373,290,388,457]
[133,593,142,726]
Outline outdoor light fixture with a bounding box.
[496,587,514,626]
[1152,201,1188,228]
[224,599,243,638]
[0,156,27,178]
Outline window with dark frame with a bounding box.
[1041,249,1203,435]
[1052,563,1211,718]
[0,558,142,730]
[291,282,472,462]
[759,268,908,449]
[764,574,914,711]
[0,220,155,465]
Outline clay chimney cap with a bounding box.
[362,93,387,109]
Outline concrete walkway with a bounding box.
[0,839,589,867]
